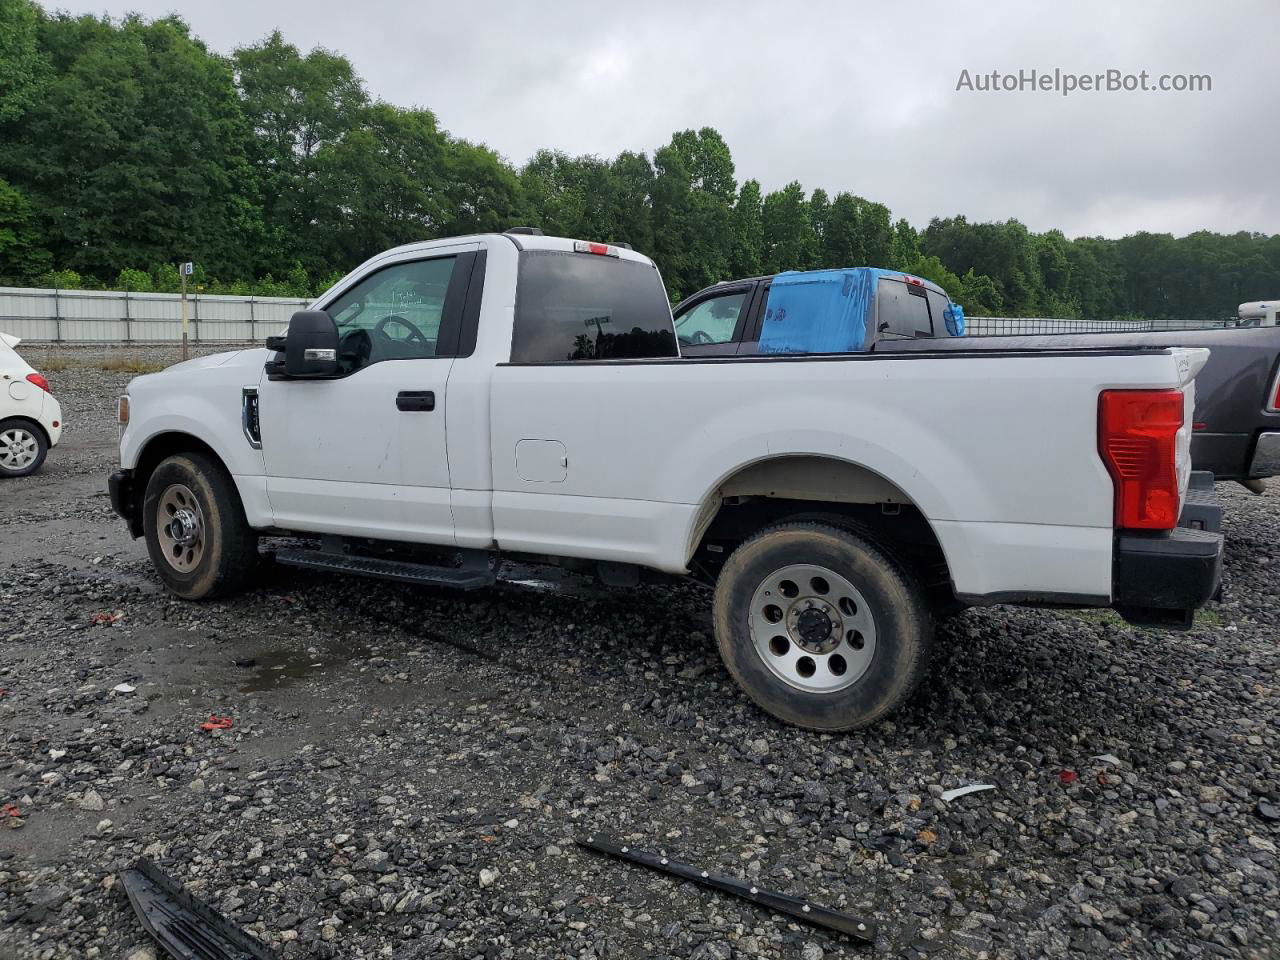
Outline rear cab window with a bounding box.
[876,278,934,339]
[511,251,678,362]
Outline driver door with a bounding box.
[257,242,480,544]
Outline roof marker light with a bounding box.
[573,240,619,257]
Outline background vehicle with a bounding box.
[673,268,964,357]
[0,332,62,478]
[1237,300,1278,327]
[108,232,1222,731]
[680,272,1280,487]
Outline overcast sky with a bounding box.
[51,0,1279,239]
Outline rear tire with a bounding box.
[0,419,48,478]
[713,522,932,731]
[142,452,258,599]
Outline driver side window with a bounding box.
[674,291,747,346]
[327,256,457,373]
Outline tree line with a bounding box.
[1,0,1277,317]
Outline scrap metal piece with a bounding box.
[940,783,995,802]
[119,859,275,960]
[576,834,876,944]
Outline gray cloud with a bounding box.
[52,0,1279,237]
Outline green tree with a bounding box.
[312,104,448,264]
[762,181,814,273]
[0,177,51,283]
[650,131,734,299]
[729,179,764,277]
[1,13,260,283]
[0,0,46,124]
[233,31,368,273]
[890,218,920,270]
[114,266,152,291]
[440,138,526,236]
[819,193,864,269]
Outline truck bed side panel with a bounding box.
[882,327,1280,480]
[488,350,1187,596]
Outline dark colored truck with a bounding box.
[675,272,1280,487]
[673,268,964,356]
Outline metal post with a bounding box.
[180,268,189,361]
[53,288,62,344]
[248,297,256,342]
[124,290,132,343]
[192,289,200,345]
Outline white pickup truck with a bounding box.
[109,231,1224,730]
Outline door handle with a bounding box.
[396,391,435,412]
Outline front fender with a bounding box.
[120,403,263,478]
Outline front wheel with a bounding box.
[142,452,258,599]
[713,522,932,731]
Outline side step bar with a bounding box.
[274,548,496,590]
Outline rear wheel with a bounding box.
[714,522,932,730]
[142,452,258,599]
[0,419,47,478]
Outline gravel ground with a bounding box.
[1,345,1278,960]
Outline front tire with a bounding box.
[0,419,48,478]
[142,452,258,599]
[713,522,932,731]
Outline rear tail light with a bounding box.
[1268,366,1280,411]
[25,372,50,393]
[1099,389,1184,530]
[573,240,619,257]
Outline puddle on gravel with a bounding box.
[236,649,348,692]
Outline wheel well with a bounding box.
[0,416,49,446]
[687,457,954,606]
[128,432,226,527]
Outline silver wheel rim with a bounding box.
[749,563,877,694]
[156,483,206,573]
[0,427,39,470]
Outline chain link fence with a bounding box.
[966,316,1242,336]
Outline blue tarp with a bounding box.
[758,269,882,354]
[758,267,963,352]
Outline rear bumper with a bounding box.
[43,394,64,447]
[109,469,143,538]
[1113,471,1223,629]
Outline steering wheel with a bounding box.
[374,314,429,343]
[687,329,716,345]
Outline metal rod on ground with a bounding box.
[576,834,877,944]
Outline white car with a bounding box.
[109,231,1223,730]
[0,332,63,478]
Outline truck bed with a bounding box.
[877,326,1280,481]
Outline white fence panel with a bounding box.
[0,286,310,343]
